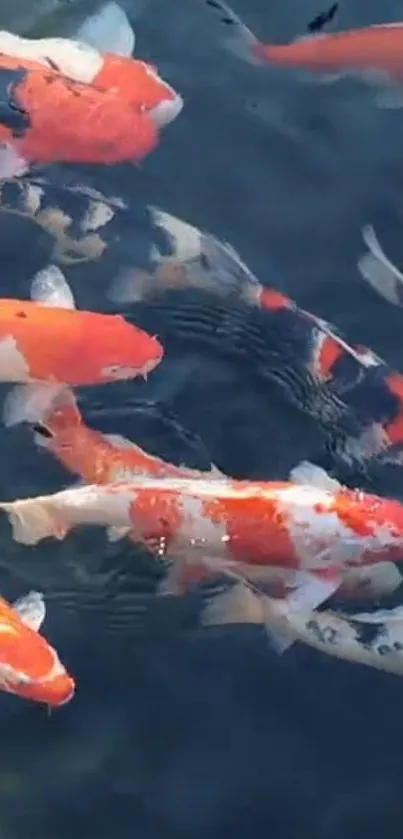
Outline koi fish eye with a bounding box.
[32,423,53,439]
[101,364,123,377]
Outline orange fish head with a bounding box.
[136,62,183,127]
[77,315,164,384]
[15,670,76,708]
[0,627,75,707]
[97,57,183,127]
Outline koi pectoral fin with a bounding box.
[30,264,76,309]
[106,525,132,542]
[13,591,45,631]
[200,581,296,653]
[358,225,403,306]
[287,569,341,609]
[76,1,135,57]
[289,460,342,491]
[0,144,28,180]
[3,383,65,427]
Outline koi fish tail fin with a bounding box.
[358,225,403,307]
[206,0,265,65]
[0,498,67,545]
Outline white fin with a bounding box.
[13,590,45,631]
[289,460,341,491]
[202,581,265,627]
[3,383,64,427]
[0,143,28,180]
[348,604,403,624]
[201,582,295,653]
[206,0,262,65]
[340,562,402,599]
[103,433,138,450]
[358,225,403,306]
[0,500,65,546]
[264,569,342,654]
[30,265,76,310]
[76,1,135,56]
[207,463,225,479]
[287,570,340,609]
[107,525,132,542]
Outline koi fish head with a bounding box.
[32,388,82,454]
[0,623,74,707]
[76,315,163,385]
[95,56,183,127]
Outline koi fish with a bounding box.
[108,222,403,475]
[0,263,162,428]
[3,464,403,616]
[200,580,403,675]
[0,30,183,128]
[0,589,75,706]
[21,387,399,602]
[21,385,222,545]
[30,386,223,485]
[0,51,159,177]
[358,225,403,307]
[207,0,403,108]
[0,176,127,265]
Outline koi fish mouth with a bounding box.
[149,95,184,127]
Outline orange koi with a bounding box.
[0,590,74,706]
[30,387,223,485]
[0,264,162,428]
[0,51,158,176]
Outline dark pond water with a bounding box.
[0,1,403,838]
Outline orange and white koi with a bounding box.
[0,264,162,428]
[0,30,183,129]
[3,464,403,613]
[0,51,159,178]
[20,387,396,601]
[0,589,75,706]
[30,387,223,485]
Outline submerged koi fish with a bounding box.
[0,589,74,706]
[0,52,159,177]
[208,0,403,107]
[0,31,183,129]
[0,263,162,428]
[4,464,403,614]
[201,580,403,676]
[108,222,403,475]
